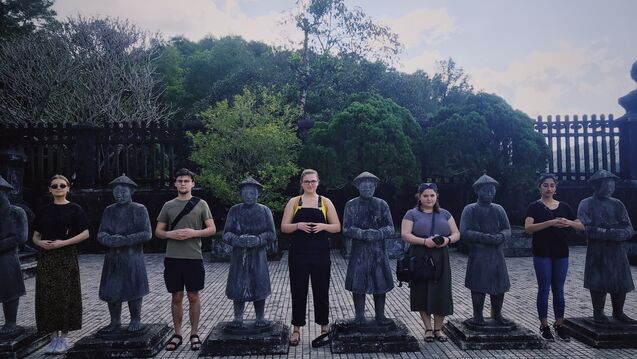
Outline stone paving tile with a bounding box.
[3,246,637,358]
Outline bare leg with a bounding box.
[171,291,184,336]
[187,291,201,337]
[128,298,144,331]
[433,315,447,341]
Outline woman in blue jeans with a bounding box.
[524,174,583,341]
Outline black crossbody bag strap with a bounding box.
[170,197,201,230]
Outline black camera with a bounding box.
[432,235,446,245]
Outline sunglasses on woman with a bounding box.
[50,184,68,189]
[419,182,437,191]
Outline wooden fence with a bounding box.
[0,122,202,190]
[534,114,622,181]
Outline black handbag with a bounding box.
[396,212,437,286]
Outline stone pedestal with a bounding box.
[65,323,170,358]
[0,327,48,359]
[503,226,533,257]
[330,318,419,354]
[200,320,289,356]
[563,317,637,348]
[444,319,547,350]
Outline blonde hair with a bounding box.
[299,169,319,194]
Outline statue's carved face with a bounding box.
[241,186,259,206]
[595,179,615,199]
[356,179,377,199]
[476,184,496,204]
[113,185,132,204]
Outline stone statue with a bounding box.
[222,177,276,328]
[343,172,394,325]
[460,174,512,326]
[618,61,637,116]
[97,175,152,333]
[577,169,635,324]
[0,176,28,338]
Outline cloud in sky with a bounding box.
[468,43,635,118]
[53,0,636,118]
[55,0,297,46]
[382,8,456,49]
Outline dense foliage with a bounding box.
[190,88,302,211]
[301,94,423,196]
[0,0,57,41]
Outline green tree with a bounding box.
[423,92,549,195]
[190,88,301,212]
[301,94,423,195]
[0,0,57,41]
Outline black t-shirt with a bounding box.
[525,200,576,258]
[33,202,89,241]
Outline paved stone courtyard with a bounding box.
[5,246,637,358]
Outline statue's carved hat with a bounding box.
[0,175,14,191]
[353,171,380,187]
[586,169,619,185]
[108,174,138,188]
[472,174,499,190]
[239,177,263,190]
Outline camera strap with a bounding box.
[170,197,201,230]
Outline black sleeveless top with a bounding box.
[290,196,329,255]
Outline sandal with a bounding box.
[424,329,434,342]
[434,329,448,342]
[165,334,182,351]
[289,330,301,346]
[190,334,202,351]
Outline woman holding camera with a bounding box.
[401,183,460,342]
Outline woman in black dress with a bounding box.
[32,174,89,354]
[401,183,460,342]
[281,169,340,346]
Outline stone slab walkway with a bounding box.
[4,246,637,358]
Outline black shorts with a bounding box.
[163,257,205,293]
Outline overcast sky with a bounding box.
[53,0,637,119]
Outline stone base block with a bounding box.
[200,320,289,356]
[65,323,171,358]
[330,318,419,353]
[563,317,637,348]
[444,319,548,350]
[0,327,48,359]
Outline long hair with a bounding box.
[415,182,440,213]
[299,168,319,194]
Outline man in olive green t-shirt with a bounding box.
[155,168,216,351]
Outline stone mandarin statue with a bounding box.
[343,172,395,325]
[222,177,276,328]
[577,169,635,324]
[460,174,512,326]
[0,176,28,337]
[97,175,152,333]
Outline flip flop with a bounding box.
[165,334,182,351]
[190,334,202,351]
